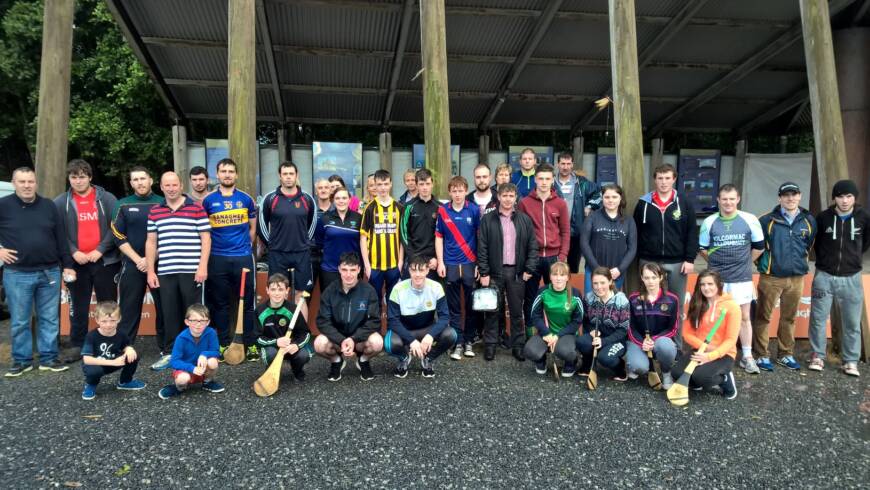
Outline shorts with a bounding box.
[173,369,204,384]
[723,281,755,305]
[268,249,314,293]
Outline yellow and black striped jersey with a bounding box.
[360,197,404,270]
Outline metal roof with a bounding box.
[106,0,870,135]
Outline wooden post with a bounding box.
[800,0,850,196]
[34,0,75,199]
[650,137,664,190]
[172,125,188,188]
[609,0,645,216]
[478,134,490,165]
[733,139,748,195]
[277,126,288,162]
[572,135,585,173]
[420,0,452,199]
[228,0,257,195]
[379,131,392,172]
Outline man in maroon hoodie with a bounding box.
[518,164,570,348]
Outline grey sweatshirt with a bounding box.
[579,207,637,275]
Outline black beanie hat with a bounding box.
[832,179,859,199]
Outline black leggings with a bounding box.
[523,334,577,364]
[82,360,138,386]
[385,326,457,360]
[671,353,734,390]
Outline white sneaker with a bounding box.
[463,343,475,358]
[150,354,172,371]
[627,371,639,380]
[808,354,824,371]
[842,362,860,377]
[740,356,760,374]
[662,372,674,390]
[450,345,462,361]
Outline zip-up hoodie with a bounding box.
[582,291,630,346]
[518,191,570,259]
[254,299,311,349]
[633,190,698,263]
[627,290,680,347]
[400,196,439,262]
[169,326,221,373]
[511,169,537,198]
[530,286,584,336]
[756,205,816,277]
[580,207,637,275]
[683,293,741,360]
[813,206,870,277]
[54,185,120,265]
[315,280,381,345]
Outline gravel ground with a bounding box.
[0,323,867,489]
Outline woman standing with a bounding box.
[671,270,741,400]
[577,267,630,380]
[316,187,363,292]
[626,262,680,389]
[580,184,636,292]
[524,262,584,377]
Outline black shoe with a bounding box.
[421,357,435,378]
[512,347,525,362]
[393,356,410,378]
[38,359,69,372]
[5,363,33,378]
[719,370,738,400]
[484,345,496,361]
[357,359,374,381]
[499,336,511,350]
[327,359,346,382]
[292,368,306,382]
[62,347,82,364]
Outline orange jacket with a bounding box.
[682,293,741,360]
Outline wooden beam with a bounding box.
[572,135,585,172]
[420,0,452,198]
[609,0,645,218]
[800,0,851,198]
[256,0,285,121]
[736,88,809,136]
[34,0,75,200]
[478,134,490,164]
[650,137,664,188]
[381,0,415,127]
[379,132,392,172]
[228,0,258,195]
[733,139,748,195]
[172,125,188,186]
[572,0,708,133]
[277,125,288,162]
[478,0,564,130]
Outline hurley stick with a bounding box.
[222,268,249,365]
[640,299,662,390]
[586,330,600,390]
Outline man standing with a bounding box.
[699,184,765,374]
[511,148,538,198]
[468,163,499,217]
[435,176,480,359]
[202,158,258,361]
[398,169,418,204]
[111,166,165,346]
[479,183,539,361]
[633,163,697,346]
[146,172,211,370]
[258,161,317,308]
[753,182,816,372]
[556,152,601,273]
[314,252,383,382]
[518,164,570,331]
[360,169,404,306]
[54,159,120,362]
[400,168,438,278]
[808,180,870,377]
[188,166,211,204]
[311,178,333,293]
[1,168,75,376]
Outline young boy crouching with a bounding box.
[81,301,145,400]
[255,273,311,381]
[158,304,224,399]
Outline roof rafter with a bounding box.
[381,0,416,128]
[736,88,808,135]
[255,0,285,122]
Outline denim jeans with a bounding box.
[809,270,864,363]
[5,267,61,364]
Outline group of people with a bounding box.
[0,147,867,402]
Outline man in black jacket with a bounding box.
[808,180,870,377]
[478,183,539,361]
[314,252,383,381]
[632,163,698,347]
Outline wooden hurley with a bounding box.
[222,268,250,365]
[587,330,600,390]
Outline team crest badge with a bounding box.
[236,201,243,208]
[661,304,669,312]
[278,318,288,327]
[425,300,433,308]
[358,301,367,310]
[295,201,301,208]
[672,210,681,220]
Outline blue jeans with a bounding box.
[584,265,625,294]
[5,267,61,364]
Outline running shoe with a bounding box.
[740,356,761,374]
[4,363,33,378]
[158,384,180,400]
[246,345,259,362]
[81,384,97,400]
[463,343,475,358]
[450,345,462,361]
[202,380,225,393]
[661,372,674,390]
[534,358,546,375]
[327,359,346,382]
[757,357,775,372]
[421,356,435,378]
[150,354,172,371]
[777,356,801,370]
[357,359,374,381]
[393,356,410,378]
[561,363,576,378]
[807,354,824,372]
[719,371,738,400]
[842,362,860,377]
[116,379,146,390]
[38,359,69,372]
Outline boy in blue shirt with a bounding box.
[159,304,224,399]
[81,301,145,400]
[435,176,480,359]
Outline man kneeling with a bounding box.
[386,255,456,378]
[314,252,383,382]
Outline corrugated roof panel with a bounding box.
[512,65,610,95]
[495,99,586,125]
[533,18,610,59]
[429,14,536,56]
[283,93,383,121]
[257,90,278,118]
[389,95,423,123]
[447,0,549,8]
[171,86,278,118]
[696,0,799,21]
[634,0,693,17]
[265,0,401,51]
[718,72,806,100]
[396,59,509,92]
[769,43,806,67]
[675,101,773,129]
[122,0,227,41]
[149,45,272,84]
[560,1,608,14]
[639,68,722,98]
[389,95,488,125]
[655,26,794,65]
[275,52,390,89]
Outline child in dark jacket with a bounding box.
[158,304,224,399]
[626,262,680,389]
[577,267,630,380]
[255,274,311,381]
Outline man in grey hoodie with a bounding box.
[54,159,119,361]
